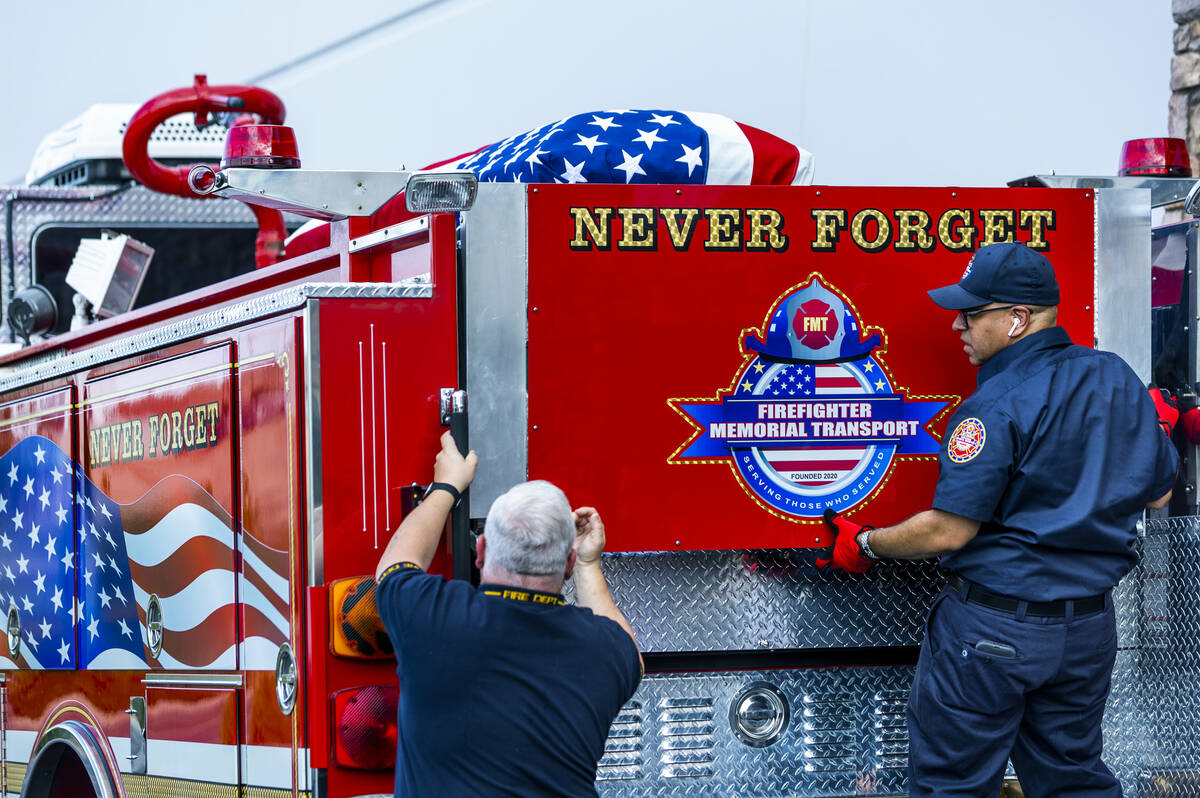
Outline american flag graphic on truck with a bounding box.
[0,435,289,670]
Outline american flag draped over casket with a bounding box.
[286,109,813,252]
[427,109,813,186]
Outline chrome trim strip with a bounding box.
[28,721,119,798]
[141,672,245,688]
[0,281,431,395]
[1012,175,1197,208]
[1094,189,1151,381]
[349,217,429,253]
[463,184,529,516]
[303,299,324,587]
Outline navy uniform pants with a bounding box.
[906,585,1120,797]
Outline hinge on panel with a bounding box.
[125,696,146,774]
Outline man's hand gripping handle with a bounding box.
[815,509,877,573]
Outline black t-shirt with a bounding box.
[377,562,642,797]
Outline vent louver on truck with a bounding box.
[659,696,717,779]
[873,690,909,772]
[596,701,643,781]
[801,692,855,774]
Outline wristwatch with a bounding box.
[856,528,879,560]
[425,482,462,505]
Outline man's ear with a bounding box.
[1008,306,1031,338]
[563,548,577,581]
[475,534,487,570]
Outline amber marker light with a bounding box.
[329,576,394,659]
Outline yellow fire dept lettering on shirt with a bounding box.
[482,588,566,606]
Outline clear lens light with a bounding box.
[405,172,478,213]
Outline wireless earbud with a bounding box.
[1009,317,1020,337]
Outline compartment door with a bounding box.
[144,682,241,793]
[237,319,307,793]
[83,344,237,670]
[0,387,77,670]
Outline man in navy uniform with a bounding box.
[375,432,642,797]
[817,242,1178,796]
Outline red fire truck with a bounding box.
[0,78,1197,798]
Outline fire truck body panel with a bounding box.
[0,304,321,795]
[454,181,1180,795]
[0,161,1188,797]
[465,183,1137,549]
[0,187,460,793]
[0,272,460,795]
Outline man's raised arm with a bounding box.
[375,431,477,580]
[571,507,643,672]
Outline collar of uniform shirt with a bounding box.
[479,583,566,606]
[976,326,1072,387]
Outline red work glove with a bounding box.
[1182,407,1200,444]
[1150,388,1179,437]
[815,509,876,573]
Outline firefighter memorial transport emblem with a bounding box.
[670,276,950,520]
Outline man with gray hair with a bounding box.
[375,431,642,797]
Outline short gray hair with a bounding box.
[483,480,575,575]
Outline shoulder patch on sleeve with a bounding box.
[948,417,986,463]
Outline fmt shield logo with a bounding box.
[948,417,986,463]
[669,276,950,521]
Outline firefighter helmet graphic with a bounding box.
[743,278,883,364]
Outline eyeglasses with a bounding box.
[957,304,1019,327]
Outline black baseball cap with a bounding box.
[927,242,1060,310]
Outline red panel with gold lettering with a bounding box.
[526,185,1095,551]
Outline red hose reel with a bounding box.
[121,74,294,269]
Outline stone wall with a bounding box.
[1172,0,1200,175]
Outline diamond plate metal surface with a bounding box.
[595,667,914,797]
[567,552,945,651]
[591,517,1200,795]
[1106,516,1200,796]
[0,282,432,393]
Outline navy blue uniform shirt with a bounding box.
[933,326,1178,601]
[376,562,642,798]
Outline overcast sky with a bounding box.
[0,1,1177,187]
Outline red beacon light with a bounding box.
[221,124,301,169]
[1118,137,1192,177]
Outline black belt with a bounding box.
[947,573,1106,618]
